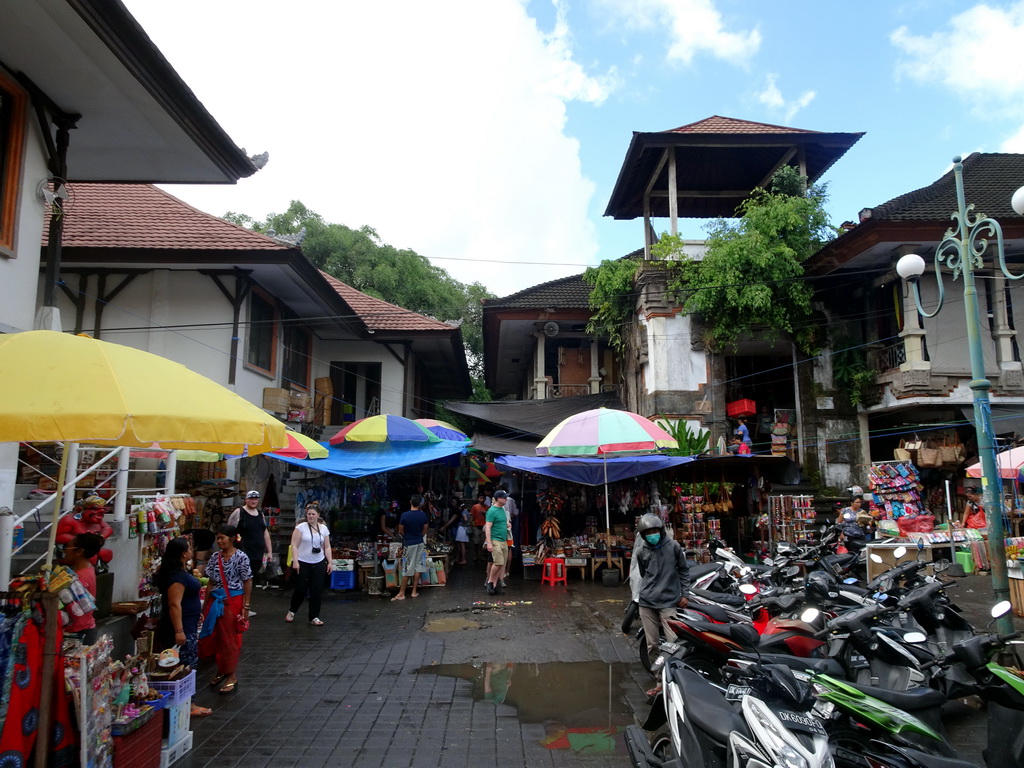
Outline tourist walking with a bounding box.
[286,504,332,625]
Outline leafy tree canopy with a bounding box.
[224,202,494,379]
[582,256,641,353]
[663,166,834,354]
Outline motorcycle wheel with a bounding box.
[828,728,871,768]
[680,652,723,684]
[638,632,653,673]
[622,600,639,634]
[649,725,678,762]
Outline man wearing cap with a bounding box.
[229,491,273,604]
[484,491,509,595]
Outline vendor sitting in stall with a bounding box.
[961,486,987,529]
[836,489,870,553]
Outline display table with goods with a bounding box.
[371,537,451,593]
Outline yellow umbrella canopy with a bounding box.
[0,331,288,454]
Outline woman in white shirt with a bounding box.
[286,504,333,626]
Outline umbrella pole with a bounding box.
[605,455,611,567]
[43,444,71,571]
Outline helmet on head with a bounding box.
[245,490,260,500]
[638,513,664,534]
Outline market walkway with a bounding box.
[176,564,1012,767]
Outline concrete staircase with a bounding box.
[11,482,58,574]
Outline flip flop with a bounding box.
[645,686,662,697]
[310,618,324,626]
[209,674,227,689]
[191,705,213,717]
[391,595,405,601]
[219,681,238,695]
[410,593,419,598]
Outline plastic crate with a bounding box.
[149,670,196,706]
[160,731,193,768]
[726,399,756,418]
[162,700,191,747]
[330,570,356,590]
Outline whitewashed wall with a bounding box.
[641,313,707,394]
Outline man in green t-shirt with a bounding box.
[484,491,509,595]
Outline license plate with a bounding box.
[777,710,827,736]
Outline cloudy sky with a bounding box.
[124,0,1024,298]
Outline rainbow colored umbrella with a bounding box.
[414,418,469,442]
[270,429,330,459]
[329,414,440,445]
[537,408,676,566]
[537,408,676,456]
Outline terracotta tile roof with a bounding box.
[320,272,455,332]
[48,183,292,251]
[665,115,818,135]
[863,153,1024,221]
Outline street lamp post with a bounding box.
[896,156,1024,634]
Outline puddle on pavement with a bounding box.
[424,617,482,632]
[419,660,635,755]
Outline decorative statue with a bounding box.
[56,495,114,567]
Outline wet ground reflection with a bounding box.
[419,660,635,754]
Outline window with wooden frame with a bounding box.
[281,315,311,390]
[246,289,278,375]
[0,72,27,256]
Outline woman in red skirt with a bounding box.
[198,525,253,694]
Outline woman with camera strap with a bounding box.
[286,504,333,626]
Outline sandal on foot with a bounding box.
[209,674,227,689]
[285,611,295,623]
[191,705,213,717]
[219,681,238,695]
[410,593,419,598]
[645,685,662,697]
[391,595,405,601]
[310,618,324,626]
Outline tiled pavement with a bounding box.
[174,564,1016,767]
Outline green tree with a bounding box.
[664,166,834,354]
[582,255,641,352]
[225,202,494,380]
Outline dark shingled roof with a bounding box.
[484,273,592,310]
[864,153,1024,222]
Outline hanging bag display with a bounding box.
[939,438,959,466]
[917,440,940,468]
[892,438,909,462]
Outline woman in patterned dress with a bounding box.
[198,525,253,694]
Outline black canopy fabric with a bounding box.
[444,392,624,438]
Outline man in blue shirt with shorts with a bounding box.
[392,494,430,601]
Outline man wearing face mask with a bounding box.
[635,513,690,696]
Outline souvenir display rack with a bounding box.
[768,494,815,544]
[866,461,923,520]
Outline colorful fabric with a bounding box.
[402,543,429,575]
[0,614,43,763]
[207,550,253,592]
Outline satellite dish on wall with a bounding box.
[543,321,560,337]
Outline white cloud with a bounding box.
[891,4,1024,107]
[599,0,761,66]
[755,74,815,122]
[123,0,610,296]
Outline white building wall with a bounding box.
[315,338,406,416]
[1,117,49,333]
[641,313,707,393]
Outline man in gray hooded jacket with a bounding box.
[635,513,690,694]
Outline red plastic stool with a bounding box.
[541,558,567,586]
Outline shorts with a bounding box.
[402,543,429,574]
[490,541,508,567]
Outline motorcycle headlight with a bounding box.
[778,744,810,768]
[748,702,809,768]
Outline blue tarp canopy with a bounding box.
[494,454,694,486]
[270,439,469,478]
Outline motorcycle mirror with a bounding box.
[992,600,1013,619]
[933,559,950,572]
[784,565,800,578]
[763,557,775,567]
[869,553,884,564]
[800,608,821,623]
[893,546,907,558]
[903,631,927,644]
[740,566,751,576]
[739,584,758,595]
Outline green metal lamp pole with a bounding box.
[896,156,1024,635]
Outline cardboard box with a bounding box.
[290,392,311,410]
[262,387,290,413]
[314,377,333,396]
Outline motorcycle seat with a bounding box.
[690,587,746,608]
[675,666,751,744]
[733,651,845,678]
[684,618,761,647]
[690,562,722,580]
[823,553,857,569]
[685,601,733,624]
[877,744,977,768]
[845,681,946,712]
[762,594,800,612]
